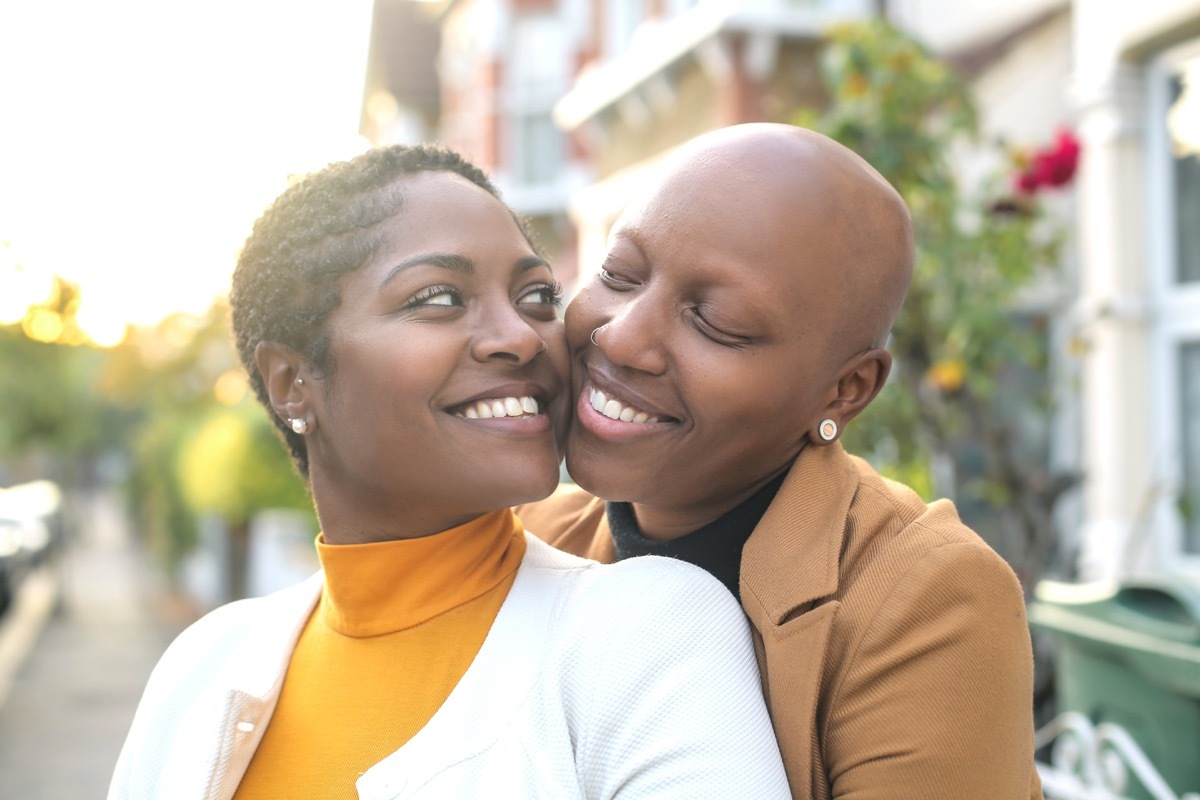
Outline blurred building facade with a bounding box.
[360,0,1200,587]
[1067,0,1200,589]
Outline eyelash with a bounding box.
[598,268,644,300]
[403,284,461,309]
[402,281,563,310]
[519,281,564,307]
[691,309,751,349]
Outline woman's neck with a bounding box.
[629,465,793,542]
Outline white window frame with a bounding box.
[1146,37,1200,573]
[504,11,569,193]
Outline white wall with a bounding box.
[891,0,1066,54]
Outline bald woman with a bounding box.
[518,124,1042,800]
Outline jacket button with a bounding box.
[236,721,255,733]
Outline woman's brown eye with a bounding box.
[404,285,462,309]
[518,283,563,306]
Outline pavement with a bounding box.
[0,491,193,800]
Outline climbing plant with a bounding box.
[799,20,1081,591]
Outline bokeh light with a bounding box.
[75,300,129,348]
[23,309,64,344]
[214,369,249,406]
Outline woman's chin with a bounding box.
[498,467,566,508]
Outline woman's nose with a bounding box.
[589,292,668,376]
[470,300,548,364]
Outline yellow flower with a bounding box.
[926,359,966,393]
[846,73,869,98]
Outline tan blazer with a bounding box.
[517,443,1043,800]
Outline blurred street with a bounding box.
[0,491,191,799]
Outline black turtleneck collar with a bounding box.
[606,469,788,601]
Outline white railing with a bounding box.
[1036,712,1200,800]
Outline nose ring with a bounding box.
[590,326,604,347]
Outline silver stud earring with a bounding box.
[590,326,604,346]
[296,377,304,386]
[818,419,838,442]
[290,417,309,435]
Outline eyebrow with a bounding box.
[380,252,550,288]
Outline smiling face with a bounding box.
[563,125,912,539]
[300,171,569,541]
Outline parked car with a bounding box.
[0,515,51,615]
[0,481,61,617]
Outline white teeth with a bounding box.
[454,395,542,419]
[589,388,659,424]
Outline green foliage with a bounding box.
[0,328,97,456]
[0,301,138,479]
[114,305,313,574]
[801,20,1078,588]
[126,409,200,570]
[178,400,311,527]
[0,280,138,474]
[806,20,977,193]
[0,286,314,578]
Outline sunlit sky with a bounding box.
[0,1,375,345]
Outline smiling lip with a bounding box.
[446,383,556,434]
[575,377,675,442]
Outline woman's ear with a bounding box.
[255,342,309,425]
[809,348,892,445]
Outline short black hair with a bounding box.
[229,143,534,478]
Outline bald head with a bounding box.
[657,123,913,352]
[563,124,914,517]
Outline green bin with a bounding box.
[1029,577,1200,799]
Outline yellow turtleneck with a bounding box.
[233,509,526,799]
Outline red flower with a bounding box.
[1016,170,1041,194]
[1014,129,1081,194]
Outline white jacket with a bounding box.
[108,534,790,799]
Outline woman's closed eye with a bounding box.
[598,266,638,290]
[690,307,754,349]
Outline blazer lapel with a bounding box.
[739,444,859,798]
[755,602,837,797]
[739,444,858,623]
